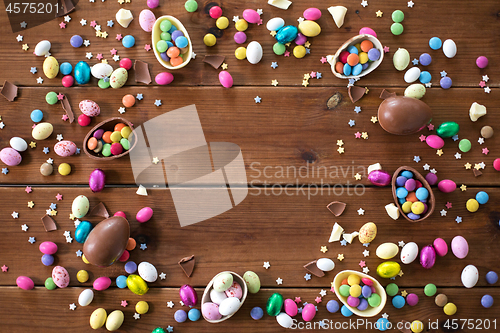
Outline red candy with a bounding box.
[110,142,123,155]
[120,58,133,70]
[209,6,222,19]
[62,75,74,87]
[339,51,349,64]
[118,250,130,262]
[78,114,91,126]
[114,211,126,218]
[494,158,500,171]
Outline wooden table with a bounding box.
[1,0,499,331]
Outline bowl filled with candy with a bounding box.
[391,166,435,222]
[152,15,192,70]
[333,270,387,317]
[201,271,248,323]
[83,117,136,160]
[329,34,384,79]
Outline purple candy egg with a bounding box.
[396,176,407,187]
[419,53,432,66]
[160,52,170,62]
[405,178,416,191]
[440,76,452,89]
[93,129,104,140]
[89,168,106,193]
[174,310,187,323]
[420,245,436,269]
[41,254,54,266]
[367,48,380,61]
[347,296,360,307]
[171,30,184,41]
[362,63,369,70]
[70,35,83,48]
[406,293,419,306]
[357,298,368,310]
[294,33,307,45]
[368,170,391,186]
[408,212,420,220]
[234,31,247,44]
[147,0,159,8]
[425,172,438,185]
[124,261,137,274]
[179,284,198,306]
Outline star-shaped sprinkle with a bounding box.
[359,260,366,268]
[21,224,28,232]
[436,149,443,156]
[69,303,76,310]
[11,211,18,219]
[337,253,344,261]
[383,46,390,53]
[363,243,370,247]
[159,272,166,280]
[363,267,370,273]
[336,140,344,146]
[460,184,467,191]
[271,79,278,86]
[28,237,35,244]
[427,124,434,131]
[116,34,123,41]
[254,96,261,103]
[57,93,64,100]
[166,326,173,333]
[152,157,160,165]
[376,10,383,17]
[66,236,73,243]
[337,147,345,154]
[46,158,53,164]
[304,273,311,281]
[423,163,430,171]
[408,0,414,7]
[413,156,421,163]
[83,40,90,47]
[30,67,37,74]
[482,148,489,155]
[412,58,419,65]
[37,77,44,84]
[440,70,447,77]
[24,186,32,193]
[361,0,368,7]
[284,50,290,57]
[50,203,57,210]
[140,243,147,250]
[398,241,405,247]
[59,22,66,29]
[478,137,485,145]
[320,57,327,64]
[452,135,459,141]
[121,300,128,307]
[357,208,365,215]
[80,19,87,26]
[294,297,302,304]
[340,239,347,246]
[263,261,270,269]
[192,52,196,59]
[167,301,174,308]
[456,216,462,223]
[74,220,81,228]
[398,270,404,277]
[271,62,278,69]
[20,21,27,28]
[482,75,489,82]
[401,290,408,297]
[419,135,426,142]
[276,277,283,285]
[464,162,471,169]
[232,16,239,22]
[425,82,432,88]
[118,107,126,114]
[96,53,103,60]
[302,80,309,87]
[320,246,328,253]
[56,134,63,141]
[348,119,355,127]
[354,173,362,180]
[144,44,151,51]
[21,43,29,51]
[453,152,462,159]
[43,147,50,154]
[297,17,304,23]
[363,249,370,257]
[106,20,114,27]
[28,201,34,208]
[382,313,389,319]
[257,8,263,15]
[133,313,140,320]
[315,296,322,303]
[154,100,162,107]
[112,54,120,61]
[480,162,486,169]
[479,81,486,88]
[485,87,491,93]
[361,132,369,139]
[16,35,23,42]
[1,265,8,272]
[440,209,447,216]
[64,15,71,22]
[319,289,327,297]
[355,132,362,139]
[136,93,143,100]
[354,106,362,113]
[76,249,83,257]
[221,63,228,70]
[305,41,311,48]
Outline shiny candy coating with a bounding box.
[136,207,153,223]
[266,293,284,316]
[284,299,297,316]
[266,17,284,31]
[420,245,436,269]
[242,9,260,24]
[378,96,432,135]
[77,270,89,283]
[90,308,107,329]
[304,8,321,20]
[433,238,448,256]
[155,72,174,85]
[45,277,57,290]
[39,241,58,254]
[437,122,459,138]
[461,265,479,288]
[138,262,158,282]
[298,20,321,37]
[426,135,444,149]
[74,61,91,84]
[93,276,112,291]
[75,220,93,243]
[16,276,35,290]
[444,303,457,315]
[301,303,316,321]
[276,312,293,328]
[188,308,201,321]
[368,170,391,186]
[180,284,198,306]
[106,310,124,331]
[127,274,149,295]
[219,71,233,88]
[376,261,400,278]
[174,310,187,323]
[246,41,263,64]
[116,274,128,287]
[481,295,493,308]
[437,179,456,193]
[424,283,437,296]
[89,168,106,192]
[78,289,94,306]
[451,235,469,259]
[275,26,299,45]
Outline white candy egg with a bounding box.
[78,288,94,306]
[210,289,228,305]
[246,41,263,64]
[461,265,478,288]
[401,242,419,264]
[443,39,457,58]
[218,297,240,316]
[34,40,51,56]
[277,312,293,328]
[10,137,28,152]
[91,63,113,79]
[316,258,335,271]
[266,17,285,31]
[138,262,158,283]
[376,242,399,259]
[404,67,421,83]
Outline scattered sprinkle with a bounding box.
[121,300,128,307]
[304,273,311,281]
[254,96,261,103]
[276,277,283,285]
[460,184,467,191]
[337,253,344,261]
[363,249,370,257]
[69,303,76,310]
[263,261,271,269]
[320,246,328,253]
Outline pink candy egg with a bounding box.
[62,75,74,87]
[202,302,222,320]
[78,114,91,126]
[155,72,174,85]
[243,9,260,24]
[368,170,391,186]
[294,33,307,45]
[16,276,34,290]
[52,266,70,288]
[54,140,77,157]
[361,277,373,286]
[224,282,243,299]
[451,235,468,259]
[426,135,444,149]
[234,31,247,44]
[180,284,198,306]
[0,147,22,166]
[219,71,233,88]
[79,100,100,117]
[89,168,106,193]
[284,298,298,317]
[39,241,58,254]
[437,179,456,193]
[419,245,436,269]
[136,207,153,223]
[114,211,126,218]
[433,238,448,256]
[303,8,321,21]
[93,276,112,290]
[359,27,377,37]
[494,158,500,171]
[139,9,156,32]
[301,303,316,321]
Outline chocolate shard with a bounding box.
[398,320,412,333]
[178,255,195,277]
[1,81,18,102]
[348,85,366,103]
[61,95,74,123]
[134,60,152,84]
[90,202,110,218]
[41,214,57,232]
[380,89,397,100]
[326,201,346,216]
[55,0,75,17]
[304,260,324,277]
[203,55,225,69]
[473,169,482,177]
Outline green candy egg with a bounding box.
[127,274,149,295]
[45,277,57,290]
[391,22,404,35]
[185,0,198,13]
[213,272,233,292]
[424,283,437,297]
[266,293,284,316]
[157,40,168,53]
[152,328,166,333]
[376,261,401,278]
[102,143,112,157]
[385,283,399,296]
[437,122,459,138]
[368,293,381,307]
[98,79,110,89]
[392,10,404,23]
[120,138,130,150]
[243,271,261,294]
[160,19,172,32]
[339,284,350,297]
[273,42,286,56]
[160,32,171,41]
[459,139,471,152]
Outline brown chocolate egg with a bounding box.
[378,96,432,135]
[83,216,130,267]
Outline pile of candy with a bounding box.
[334,39,381,77]
[338,274,382,313]
[86,122,132,157]
[156,19,190,67]
[395,170,430,220]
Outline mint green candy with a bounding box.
[184,0,198,12]
[368,293,381,307]
[459,139,471,152]
[339,284,350,297]
[160,19,172,32]
[386,283,399,296]
[391,22,404,35]
[98,79,110,89]
[160,32,171,41]
[156,40,168,53]
[45,277,57,290]
[424,283,437,297]
[273,42,286,55]
[45,91,58,105]
[120,138,130,150]
[392,10,404,23]
[102,143,112,157]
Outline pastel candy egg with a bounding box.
[358,222,377,243]
[139,9,156,32]
[52,266,70,288]
[202,302,222,320]
[34,40,51,56]
[79,100,100,117]
[276,312,293,328]
[243,271,260,293]
[136,207,153,223]
[72,195,90,218]
[219,71,233,88]
[93,276,111,290]
[0,147,22,166]
[298,20,321,37]
[266,17,285,31]
[89,168,106,193]
[155,72,174,85]
[39,241,58,254]
[210,289,227,304]
[302,303,316,321]
[266,293,284,316]
[90,308,107,329]
[426,135,444,149]
[433,238,448,256]
[75,220,93,243]
[110,68,128,88]
[74,61,91,84]
[359,27,377,37]
[213,272,233,292]
[316,258,335,271]
[461,265,479,288]
[219,297,240,316]
[400,242,419,264]
[16,276,35,290]
[420,245,436,269]
[451,235,468,259]
[54,140,77,157]
[246,41,263,64]
[303,8,321,21]
[376,242,399,259]
[443,39,457,58]
[91,63,113,79]
[224,281,243,299]
[179,284,198,306]
[127,274,149,295]
[43,56,59,79]
[437,179,456,193]
[404,67,421,83]
[243,9,260,24]
[32,122,53,140]
[393,48,410,71]
[106,310,124,331]
[78,289,94,306]
[376,261,401,278]
[404,83,426,99]
[138,262,158,283]
[283,299,298,316]
[9,137,28,152]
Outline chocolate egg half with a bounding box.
[378,96,432,135]
[83,216,130,266]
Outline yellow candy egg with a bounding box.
[443,302,457,315]
[293,45,306,58]
[121,126,132,139]
[411,320,424,333]
[235,47,247,60]
[466,199,479,212]
[82,254,90,264]
[376,261,401,278]
[235,19,248,32]
[43,56,59,79]
[90,308,107,329]
[216,16,229,30]
[204,33,216,47]
[127,274,149,295]
[298,20,321,37]
[349,284,362,297]
[411,201,425,214]
[105,310,124,331]
[359,52,369,64]
[347,274,361,286]
[135,301,149,314]
[401,201,412,213]
[110,131,122,143]
[359,222,377,243]
[58,163,71,176]
[77,270,89,283]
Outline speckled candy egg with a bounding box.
[219,297,241,316]
[202,302,222,320]
[420,245,436,269]
[79,100,100,117]
[72,195,90,218]
[138,262,158,282]
[43,56,59,79]
[401,242,419,264]
[461,265,478,288]
[213,272,233,292]
[91,63,113,79]
[451,235,468,259]
[32,122,53,140]
[139,9,156,32]
[358,222,377,243]
[210,289,227,304]
[0,147,22,166]
[110,68,128,88]
[52,265,70,288]
[224,282,243,299]
[90,308,107,329]
[54,140,77,157]
[243,271,260,293]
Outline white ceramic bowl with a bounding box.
[201,271,248,323]
[333,270,387,317]
[152,15,192,70]
[329,34,384,79]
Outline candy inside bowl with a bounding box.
[328,34,384,79]
[152,15,192,70]
[201,271,248,323]
[83,117,136,160]
[333,270,386,317]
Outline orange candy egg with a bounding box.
[335,61,344,74]
[122,94,135,108]
[406,191,418,203]
[347,53,359,66]
[166,46,180,58]
[87,137,98,150]
[114,123,126,132]
[170,56,183,67]
[360,40,374,52]
[341,278,349,285]
[102,131,113,144]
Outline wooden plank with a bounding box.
[1,187,498,289]
[0,1,499,87]
[0,87,498,185]
[0,286,499,332]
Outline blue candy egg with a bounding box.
[116,275,127,288]
[31,109,43,122]
[347,45,358,54]
[481,295,494,308]
[392,295,405,309]
[75,221,93,243]
[124,261,137,274]
[352,63,363,76]
[416,187,429,200]
[275,25,298,44]
[188,308,201,321]
[377,318,390,331]
[357,298,368,311]
[396,187,408,199]
[419,71,432,84]
[70,35,83,48]
[74,61,91,85]
[41,254,54,266]
[168,24,177,34]
[343,63,352,76]
[340,305,353,317]
[60,62,73,75]
[122,35,135,48]
[175,36,188,48]
[429,37,442,50]
[250,306,264,320]
[486,271,498,284]
[401,170,413,178]
[326,300,339,313]
[396,176,407,187]
[476,191,489,204]
[408,212,420,220]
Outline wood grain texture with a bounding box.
[0,87,498,185]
